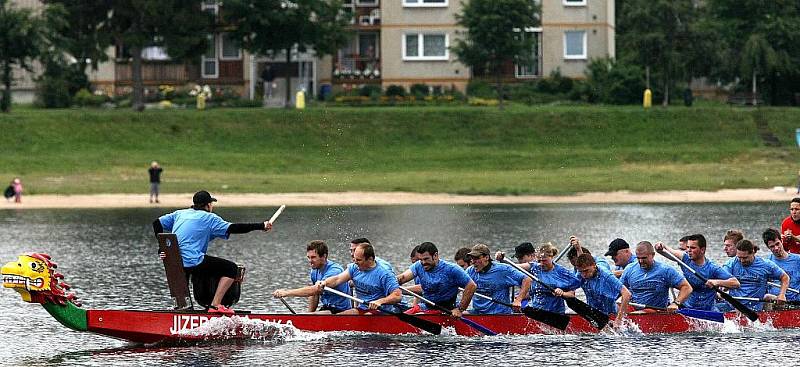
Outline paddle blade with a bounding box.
[678,308,725,323]
[459,317,497,336]
[565,297,610,330]
[717,288,759,322]
[392,311,442,335]
[522,307,570,330]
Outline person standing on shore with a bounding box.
[11,178,22,203]
[149,161,163,203]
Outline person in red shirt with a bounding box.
[780,198,800,254]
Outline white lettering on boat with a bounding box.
[169,315,294,334]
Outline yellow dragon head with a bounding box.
[2,253,79,305]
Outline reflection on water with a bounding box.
[1,203,798,366]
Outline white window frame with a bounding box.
[403,0,448,8]
[356,0,379,6]
[515,27,542,78]
[563,30,587,60]
[201,35,218,78]
[402,33,449,61]
[219,33,242,60]
[201,1,219,14]
[562,0,587,6]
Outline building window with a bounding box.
[403,33,448,60]
[356,0,378,6]
[220,33,241,60]
[516,29,542,78]
[201,0,218,14]
[403,0,448,7]
[563,0,586,6]
[564,30,586,60]
[201,35,218,78]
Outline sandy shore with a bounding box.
[2,187,799,209]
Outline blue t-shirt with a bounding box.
[467,262,526,314]
[311,260,351,311]
[725,257,786,311]
[376,257,394,273]
[159,208,231,267]
[620,261,685,308]
[347,261,400,307]
[679,253,734,311]
[527,262,581,314]
[768,253,800,302]
[410,260,471,310]
[581,266,624,315]
[576,256,612,277]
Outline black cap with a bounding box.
[604,238,630,256]
[513,242,535,258]
[192,190,217,206]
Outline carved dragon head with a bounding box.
[2,253,79,306]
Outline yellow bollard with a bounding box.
[197,94,206,110]
[643,88,652,109]
[295,90,305,109]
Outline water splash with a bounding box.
[177,316,297,342]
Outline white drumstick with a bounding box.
[268,205,286,224]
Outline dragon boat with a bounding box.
[5,253,800,344]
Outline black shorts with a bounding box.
[318,305,347,314]
[184,255,238,279]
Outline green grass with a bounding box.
[1,105,799,195]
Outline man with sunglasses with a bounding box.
[605,238,637,278]
[466,244,531,314]
[620,241,692,311]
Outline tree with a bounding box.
[451,0,540,109]
[225,0,351,108]
[617,0,704,106]
[706,0,800,105]
[102,1,211,111]
[0,0,64,112]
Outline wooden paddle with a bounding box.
[656,249,759,321]
[501,259,609,329]
[400,286,497,336]
[733,296,800,307]
[463,287,570,330]
[323,287,442,335]
[277,296,296,314]
[628,302,724,323]
[268,205,286,224]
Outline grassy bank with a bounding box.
[1,105,799,195]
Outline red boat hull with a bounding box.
[85,308,800,344]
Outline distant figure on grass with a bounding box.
[9,178,23,203]
[148,161,163,203]
[261,65,276,101]
[3,180,14,202]
[153,190,275,314]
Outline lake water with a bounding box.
[1,203,798,366]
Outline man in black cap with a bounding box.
[153,190,274,315]
[513,242,536,263]
[605,238,636,277]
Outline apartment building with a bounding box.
[322,0,616,93]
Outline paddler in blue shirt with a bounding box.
[566,236,612,273]
[605,238,637,278]
[620,241,692,311]
[513,243,582,314]
[558,253,631,328]
[397,242,477,317]
[724,239,789,311]
[763,228,800,302]
[318,242,403,314]
[655,235,740,311]
[272,240,351,313]
[466,244,532,314]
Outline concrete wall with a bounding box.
[540,0,615,78]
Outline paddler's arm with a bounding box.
[777,272,790,303]
[318,270,351,290]
[654,242,685,262]
[396,269,415,285]
[708,276,740,289]
[456,280,477,317]
[615,286,632,328]
[227,221,272,235]
[368,288,402,310]
[669,279,692,311]
[513,277,532,310]
[308,294,320,313]
[273,285,320,298]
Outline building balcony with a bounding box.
[333,56,381,82]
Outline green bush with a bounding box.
[359,84,382,98]
[34,76,71,108]
[508,82,567,104]
[536,69,574,94]
[220,98,262,108]
[466,80,496,98]
[580,58,645,104]
[385,85,406,97]
[73,89,110,107]
[410,83,430,98]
